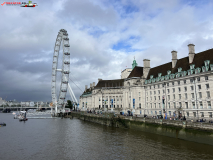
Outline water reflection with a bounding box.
[0,113,213,160]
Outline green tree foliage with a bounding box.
[65,100,73,109]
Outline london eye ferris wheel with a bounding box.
[51,29,77,113]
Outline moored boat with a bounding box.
[0,122,6,126]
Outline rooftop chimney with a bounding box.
[188,44,195,63]
[171,50,177,68]
[85,85,88,92]
[90,83,92,88]
[143,59,150,79]
[93,82,95,87]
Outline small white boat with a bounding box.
[18,111,28,121]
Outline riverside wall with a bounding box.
[69,112,213,145]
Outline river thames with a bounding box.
[1,113,213,160]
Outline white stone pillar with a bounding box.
[131,92,133,109]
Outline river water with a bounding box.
[1,112,213,160]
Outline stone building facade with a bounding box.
[79,44,213,119]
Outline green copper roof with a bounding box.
[132,57,138,69]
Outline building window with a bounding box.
[147,97,148,101]
[178,87,181,92]
[184,80,186,84]
[191,93,194,99]
[139,103,141,108]
[191,86,194,90]
[168,102,170,109]
[173,102,176,108]
[139,97,141,101]
[190,79,194,83]
[179,102,182,108]
[184,87,187,92]
[154,96,156,100]
[178,81,180,85]
[206,84,210,89]
[121,105,122,108]
[173,94,175,99]
[168,95,170,100]
[207,101,211,109]
[167,83,169,86]
[158,85,160,88]
[159,96,160,100]
[205,76,208,80]
[150,103,152,108]
[201,112,204,117]
[200,102,203,109]
[117,105,119,108]
[187,112,189,117]
[185,93,187,99]
[147,103,148,107]
[150,91,152,95]
[162,84,164,87]
[197,77,200,81]
[192,102,195,109]
[158,90,160,94]
[163,90,165,93]
[154,91,156,94]
[185,102,188,109]
[167,89,170,93]
[198,85,201,90]
[208,112,212,118]
[150,86,151,89]
[154,85,155,88]
[172,82,174,85]
[173,88,175,93]
[179,94,181,99]
[193,112,196,117]
[159,103,161,108]
[139,92,141,96]
[207,91,210,98]
[199,92,202,98]
[154,103,156,108]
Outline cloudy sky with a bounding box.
[0,0,213,102]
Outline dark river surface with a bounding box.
[1,113,213,160]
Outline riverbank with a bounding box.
[69,111,213,145]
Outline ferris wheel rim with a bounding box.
[51,29,70,108]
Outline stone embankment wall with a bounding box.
[69,112,213,145]
[70,112,213,131]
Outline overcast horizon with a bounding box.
[1,0,213,102]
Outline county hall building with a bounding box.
[79,44,213,120]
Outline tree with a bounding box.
[66,100,73,109]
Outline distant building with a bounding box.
[0,97,7,106]
[21,101,35,107]
[80,44,213,120]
